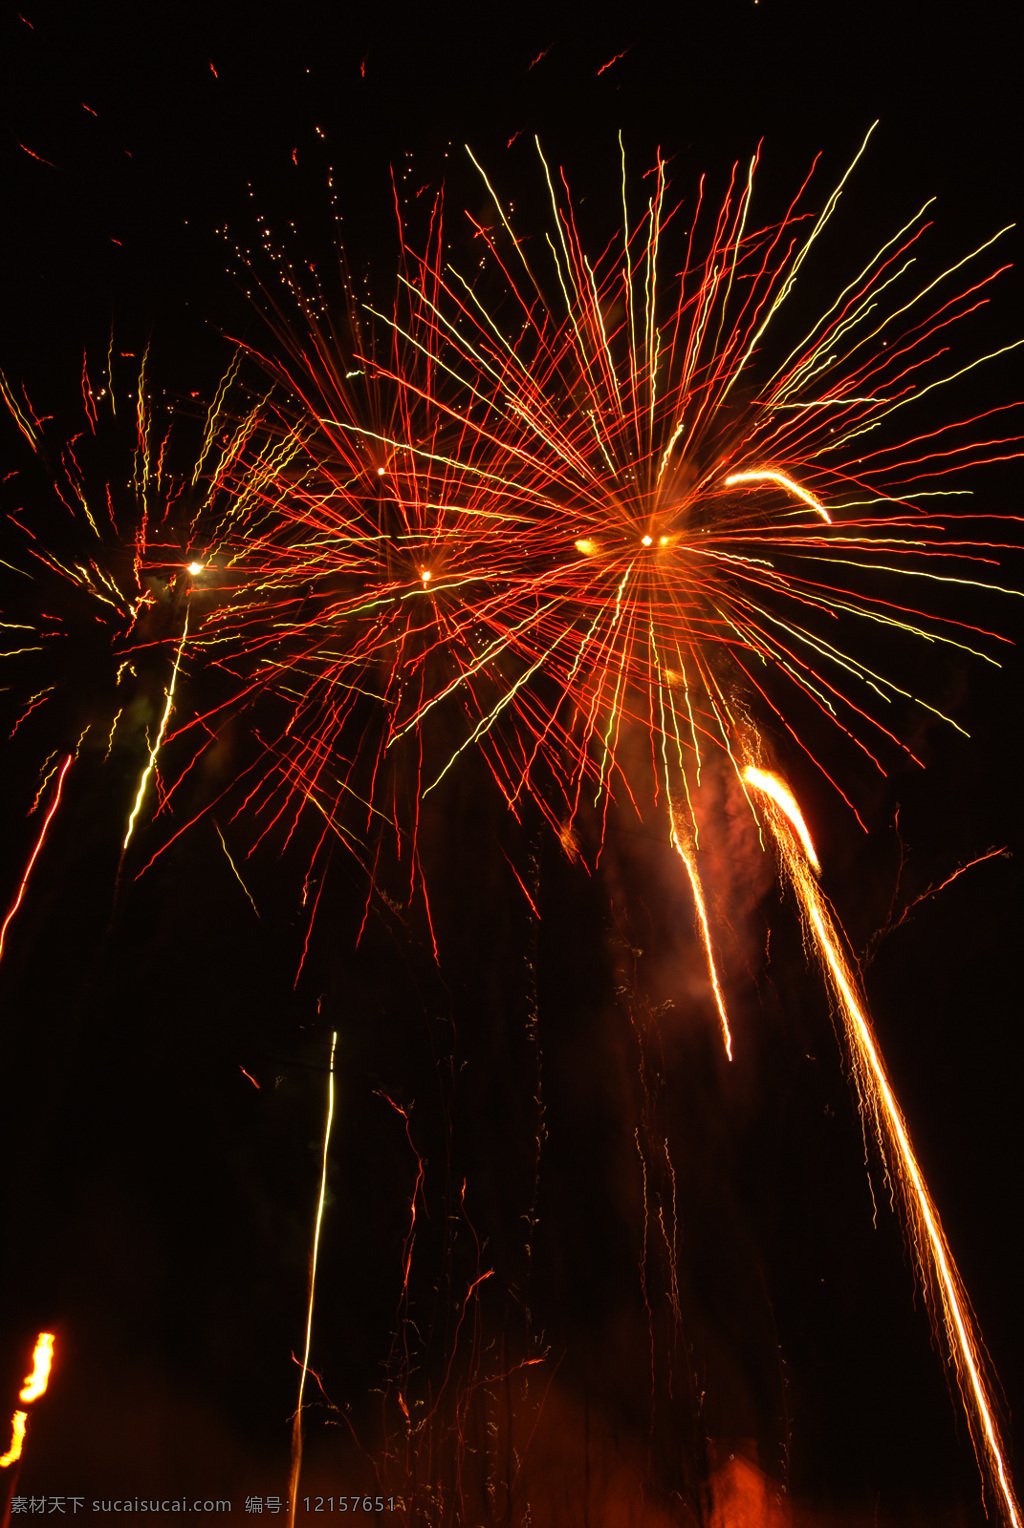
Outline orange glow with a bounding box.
[19,1333,55,1403]
[0,1411,26,1469]
[671,822,733,1060]
[742,765,820,871]
[724,468,831,524]
[574,538,598,555]
[759,773,1020,1528]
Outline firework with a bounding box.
[232,132,1022,1516]
[230,129,1023,859]
[3,123,1019,1517]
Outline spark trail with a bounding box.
[122,610,189,851]
[288,1028,338,1528]
[746,765,1020,1528]
[0,755,72,967]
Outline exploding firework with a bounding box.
[2,123,1020,1521]
[0,343,292,929]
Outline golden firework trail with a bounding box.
[122,610,190,851]
[17,1333,54,1405]
[288,1029,338,1528]
[745,765,1020,1528]
[670,818,733,1059]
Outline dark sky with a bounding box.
[1,3,1022,1524]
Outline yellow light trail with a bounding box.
[747,767,1020,1528]
[671,819,733,1060]
[724,468,832,524]
[0,1412,26,1470]
[123,611,189,851]
[18,1334,54,1404]
[288,1029,338,1528]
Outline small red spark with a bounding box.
[209,59,218,77]
[596,48,629,76]
[18,13,33,27]
[81,102,98,116]
[110,237,122,246]
[507,129,522,148]
[360,56,367,77]
[528,45,550,69]
[239,1066,261,1090]
[292,147,298,165]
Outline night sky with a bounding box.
[1,3,1022,1524]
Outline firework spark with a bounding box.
[747,764,1020,1527]
[288,1028,338,1526]
[228,126,1022,886]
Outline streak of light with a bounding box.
[751,769,1020,1528]
[0,756,72,966]
[742,764,821,871]
[18,1334,54,1403]
[888,844,1009,938]
[670,821,733,1059]
[288,1029,338,1528]
[213,818,261,918]
[0,1413,26,1469]
[724,468,832,523]
[123,611,189,851]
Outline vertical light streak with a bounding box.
[17,1333,54,1404]
[288,1029,338,1528]
[123,611,189,851]
[670,820,733,1060]
[748,767,1020,1528]
[0,756,73,967]
[1,1332,57,1528]
[0,1412,26,1470]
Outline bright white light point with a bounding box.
[641,534,653,547]
[659,536,668,546]
[421,571,431,583]
[187,562,204,575]
[377,467,386,477]
[575,538,597,555]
